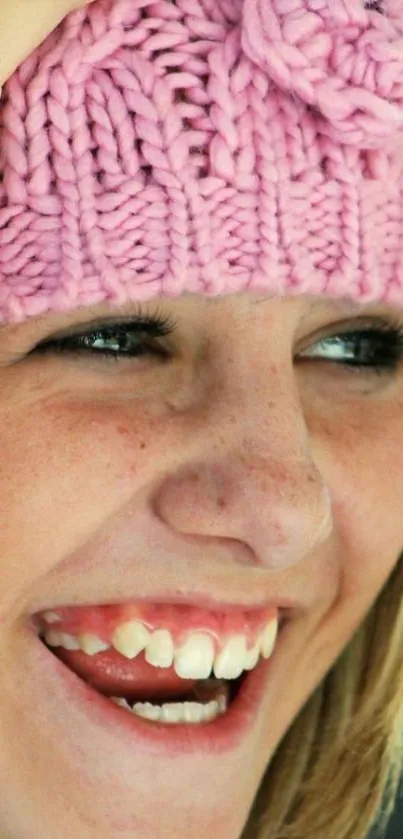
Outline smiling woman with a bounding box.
[0,1,403,839]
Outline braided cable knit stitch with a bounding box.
[0,0,403,324]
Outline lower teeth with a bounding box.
[109,691,228,724]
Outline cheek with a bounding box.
[0,399,159,610]
[317,406,403,601]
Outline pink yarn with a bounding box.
[1,0,403,325]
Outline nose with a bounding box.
[155,370,332,572]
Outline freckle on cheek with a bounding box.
[116,424,148,454]
[116,425,131,438]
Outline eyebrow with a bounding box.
[0,294,384,338]
[252,295,368,315]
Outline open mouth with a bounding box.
[41,634,249,723]
[29,601,286,749]
[29,617,284,755]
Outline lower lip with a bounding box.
[29,627,281,757]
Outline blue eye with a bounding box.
[32,313,403,378]
[33,308,176,364]
[299,319,403,376]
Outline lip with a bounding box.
[28,621,286,757]
[27,590,299,628]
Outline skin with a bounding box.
[1,3,403,836]
[0,290,402,837]
[0,0,97,86]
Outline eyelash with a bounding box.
[32,308,403,378]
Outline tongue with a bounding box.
[51,645,201,701]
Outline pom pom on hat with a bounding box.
[241,0,403,148]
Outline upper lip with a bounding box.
[29,589,299,623]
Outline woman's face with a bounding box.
[0,291,402,838]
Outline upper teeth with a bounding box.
[42,617,279,681]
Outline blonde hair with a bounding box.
[242,556,403,839]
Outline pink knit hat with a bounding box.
[1,0,403,326]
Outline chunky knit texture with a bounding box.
[1,0,403,325]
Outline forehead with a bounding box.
[0,291,397,341]
[251,295,374,314]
